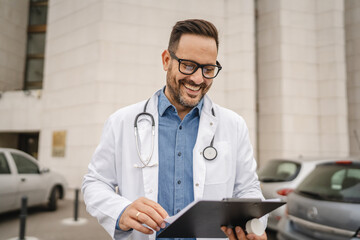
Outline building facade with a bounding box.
[0,0,359,191]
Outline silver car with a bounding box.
[258,158,332,230]
[0,148,67,213]
[277,159,360,240]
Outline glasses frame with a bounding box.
[169,51,222,79]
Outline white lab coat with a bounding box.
[82,89,266,240]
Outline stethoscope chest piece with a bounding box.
[203,146,217,161]
[135,98,219,165]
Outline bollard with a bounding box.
[61,188,87,226]
[74,189,79,221]
[19,196,27,240]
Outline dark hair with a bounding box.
[168,19,219,52]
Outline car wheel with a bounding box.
[48,186,59,211]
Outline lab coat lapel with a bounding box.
[193,95,217,200]
[140,91,160,203]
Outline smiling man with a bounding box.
[163,33,217,118]
[82,19,267,240]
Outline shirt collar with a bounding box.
[158,87,204,117]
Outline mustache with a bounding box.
[179,79,207,89]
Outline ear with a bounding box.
[161,50,171,71]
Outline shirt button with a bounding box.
[179,126,182,130]
[177,180,181,184]
[195,183,199,187]
[178,152,181,156]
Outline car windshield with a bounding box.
[258,160,301,182]
[295,163,360,203]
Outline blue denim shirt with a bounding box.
[116,90,203,240]
[156,89,203,240]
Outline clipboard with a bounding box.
[157,198,285,238]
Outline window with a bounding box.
[258,160,301,182]
[24,0,48,90]
[0,153,11,174]
[12,153,39,174]
[296,164,360,203]
[18,132,39,159]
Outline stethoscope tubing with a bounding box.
[134,99,157,168]
[134,98,218,168]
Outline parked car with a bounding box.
[0,148,67,214]
[258,157,340,230]
[277,159,360,240]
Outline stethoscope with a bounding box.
[133,99,217,168]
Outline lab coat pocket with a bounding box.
[204,141,232,185]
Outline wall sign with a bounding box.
[52,130,66,157]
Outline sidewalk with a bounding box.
[0,200,110,240]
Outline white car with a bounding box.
[257,157,342,230]
[0,148,67,213]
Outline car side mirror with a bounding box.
[40,168,50,174]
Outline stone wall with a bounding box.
[345,0,360,156]
[0,0,28,91]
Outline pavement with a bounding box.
[0,200,110,240]
[0,199,278,240]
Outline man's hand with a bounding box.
[119,197,168,234]
[221,226,267,240]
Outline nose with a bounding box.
[190,67,204,85]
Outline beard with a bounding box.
[165,68,211,109]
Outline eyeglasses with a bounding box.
[169,51,222,79]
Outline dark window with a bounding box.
[258,160,301,182]
[18,132,39,159]
[0,153,11,174]
[29,1,48,25]
[296,163,360,203]
[24,0,48,90]
[12,153,39,174]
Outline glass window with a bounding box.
[296,163,360,203]
[0,153,11,174]
[11,153,39,174]
[331,169,345,190]
[258,160,301,182]
[27,33,46,55]
[25,58,44,84]
[29,4,47,25]
[24,0,48,90]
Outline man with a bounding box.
[82,19,267,240]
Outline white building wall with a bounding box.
[257,0,285,163]
[317,0,349,156]
[345,0,360,156]
[40,0,106,189]
[0,0,28,91]
[0,90,42,131]
[224,0,257,155]
[257,0,349,165]
[280,0,320,158]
